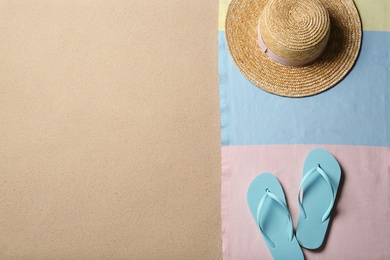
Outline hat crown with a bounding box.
[259,0,330,62]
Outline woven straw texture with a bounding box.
[225,0,362,97]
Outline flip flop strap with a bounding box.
[256,189,293,248]
[298,164,335,222]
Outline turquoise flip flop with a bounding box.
[296,148,341,249]
[247,173,304,260]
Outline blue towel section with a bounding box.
[219,31,390,147]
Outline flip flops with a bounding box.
[247,148,341,257]
[247,173,304,260]
[296,148,341,249]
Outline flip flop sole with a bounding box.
[247,173,304,260]
[296,148,342,249]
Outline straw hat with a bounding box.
[225,0,362,97]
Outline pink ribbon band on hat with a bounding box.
[257,18,328,67]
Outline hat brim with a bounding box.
[225,0,362,97]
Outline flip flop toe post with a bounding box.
[247,173,304,260]
[296,148,342,249]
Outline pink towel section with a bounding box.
[221,144,390,260]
